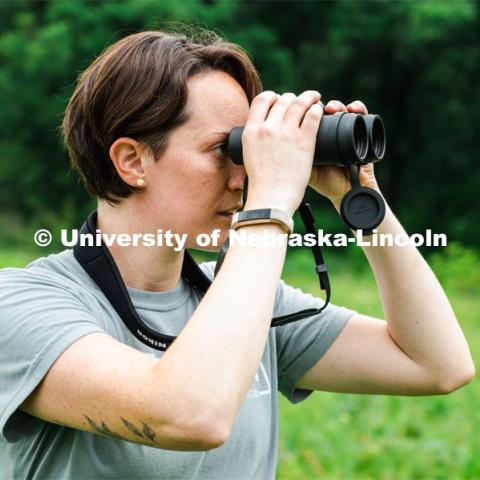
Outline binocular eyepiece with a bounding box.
[227,111,387,234]
[227,112,386,166]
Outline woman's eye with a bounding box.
[213,143,228,157]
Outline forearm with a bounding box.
[150,89,324,439]
[155,221,287,428]
[331,196,475,382]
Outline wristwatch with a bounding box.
[231,209,294,235]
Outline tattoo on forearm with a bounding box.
[84,415,124,440]
[121,417,157,443]
[84,415,158,445]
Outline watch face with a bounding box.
[231,208,293,235]
[238,209,271,221]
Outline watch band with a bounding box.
[231,208,294,235]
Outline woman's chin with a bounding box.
[188,241,227,253]
[185,225,230,252]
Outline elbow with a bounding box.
[153,413,230,451]
[148,373,233,451]
[180,411,231,451]
[435,362,476,395]
[195,420,231,451]
[169,400,232,451]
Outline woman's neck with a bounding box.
[96,201,184,292]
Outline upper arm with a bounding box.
[20,332,217,450]
[296,313,442,396]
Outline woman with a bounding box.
[0,30,475,479]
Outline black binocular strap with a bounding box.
[266,201,331,327]
[73,211,194,350]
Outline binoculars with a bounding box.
[227,111,387,234]
[227,112,386,166]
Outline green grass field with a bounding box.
[277,250,479,480]
[1,246,478,479]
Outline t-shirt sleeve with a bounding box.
[273,279,356,404]
[199,261,356,403]
[0,268,105,443]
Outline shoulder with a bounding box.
[0,251,106,338]
[0,249,100,303]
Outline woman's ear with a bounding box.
[109,137,148,187]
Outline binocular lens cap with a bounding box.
[340,187,385,233]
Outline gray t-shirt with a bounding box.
[0,249,355,480]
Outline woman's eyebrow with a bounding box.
[210,130,230,136]
[197,131,229,149]
[202,131,230,142]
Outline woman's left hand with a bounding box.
[308,99,381,206]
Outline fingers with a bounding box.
[347,100,368,115]
[325,99,369,115]
[324,100,348,114]
[266,92,297,123]
[300,101,323,138]
[247,91,279,125]
[249,90,321,126]
[248,92,368,130]
[282,90,321,126]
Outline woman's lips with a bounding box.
[217,212,233,221]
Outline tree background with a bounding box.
[0,0,478,248]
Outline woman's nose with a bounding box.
[227,162,247,192]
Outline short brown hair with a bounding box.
[62,29,261,204]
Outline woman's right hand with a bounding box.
[241,90,323,217]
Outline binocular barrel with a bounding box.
[227,112,386,166]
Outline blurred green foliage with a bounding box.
[430,242,480,293]
[0,0,479,249]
